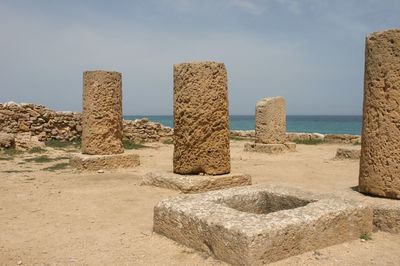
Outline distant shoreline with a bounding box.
[124,115,362,135]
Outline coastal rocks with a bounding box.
[0,133,15,149]
[230,130,255,139]
[335,147,361,160]
[286,132,325,142]
[255,97,286,144]
[359,29,400,199]
[325,134,360,144]
[15,132,45,150]
[81,70,124,155]
[173,61,230,175]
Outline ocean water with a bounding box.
[124,115,362,135]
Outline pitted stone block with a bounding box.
[82,70,124,155]
[359,29,400,199]
[70,152,139,171]
[154,185,372,265]
[256,97,286,144]
[142,172,251,193]
[173,61,230,175]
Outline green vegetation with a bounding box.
[42,162,69,172]
[162,138,174,145]
[123,139,150,149]
[45,139,81,149]
[360,232,372,241]
[2,170,33,173]
[29,147,46,153]
[2,148,24,156]
[353,141,361,145]
[293,139,325,145]
[24,155,70,163]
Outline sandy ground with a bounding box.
[0,140,399,266]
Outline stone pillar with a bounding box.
[173,61,230,175]
[359,29,400,199]
[255,97,286,144]
[81,70,124,155]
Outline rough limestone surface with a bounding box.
[82,71,124,155]
[256,97,286,144]
[244,143,288,154]
[153,185,373,265]
[359,29,400,199]
[335,147,361,160]
[15,132,45,150]
[0,133,15,149]
[142,172,251,193]
[373,204,400,233]
[70,152,140,171]
[173,62,230,175]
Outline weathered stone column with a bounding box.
[359,29,400,199]
[81,70,124,155]
[173,61,230,175]
[255,97,286,144]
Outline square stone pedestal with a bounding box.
[141,172,251,193]
[70,153,140,171]
[154,185,372,265]
[244,142,296,154]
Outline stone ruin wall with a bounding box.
[0,102,360,145]
[0,102,173,142]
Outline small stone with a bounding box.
[17,261,22,265]
[97,169,104,174]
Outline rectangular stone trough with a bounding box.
[154,185,372,265]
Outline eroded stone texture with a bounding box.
[82,71,124,155]
[173,62,230,175]
[256,97,286,144]
[154,185,373,265]
[142,172,251,193]
[359,29,400,199]
[70,152,139,170]
[335,147,361,160]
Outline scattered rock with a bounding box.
[0,132,15,149]
[15,132,45,150]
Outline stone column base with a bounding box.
[141,172,251,193]
[70,153,140,171]
[244,142,296,154]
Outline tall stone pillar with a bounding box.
[255,97,286,144]
[81,70,124,155]
[359,29,400,199]
[173,61,230,175]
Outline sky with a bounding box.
[0,0,399,115]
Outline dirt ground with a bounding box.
[1,140,399,265]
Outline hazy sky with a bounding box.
[0,0,399,115]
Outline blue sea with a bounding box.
[124,115,362,135]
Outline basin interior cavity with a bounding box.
[153,185,373,265]
[220,191,315,214]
